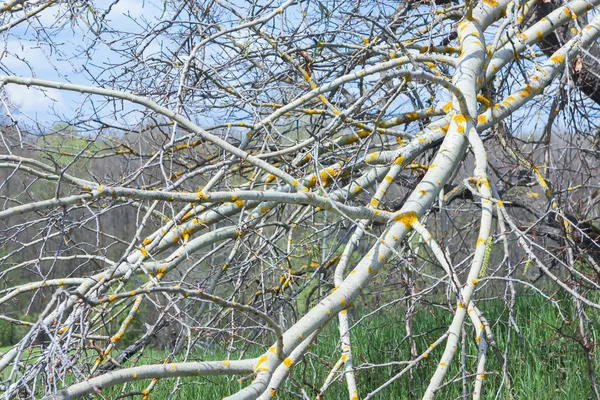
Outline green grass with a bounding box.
[91,294,600,399]
[3,295,599,399]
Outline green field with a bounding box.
[2,294,598,399]
[75,295,600,399]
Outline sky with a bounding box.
[1,0,274,133]
[0,0,582,138]
[1,0,158,130]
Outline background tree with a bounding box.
[0,0,599,399]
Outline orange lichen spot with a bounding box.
[476,95,491,108]
[440,361,446,367]
[180,227,193,243]
[270,389,277,397]
[441,101,452,112]
[108,295,116,302]
[563,8,572,17]
[483,0,498,5]
[254,355,268,370]
[57,280,64,286]
[260,206,270,215]
[535,32,544,42]
[133,373,138,379]
[361,37,369,45]
[222,360,230,367]
[370,198,379,207]
[357,129,371,139]
[393,156,404,165]
[368,267,373,274]
[521,85,533,98]
[406,111,419,121]
[384,176,393,183]
[423,353,429,358]
[319,167,339,186]
[140,246,148,257]
[233,199,245,208]
[477,114,487,125]
[129,291,136,296]
[283,358,293,367]
[453,113,467,124]
[476,237,485,246]
[291,179,299,187]
[317,95,330,105]
[340,298,346,307]
[527,192,539,198]
[265,174,275,183]
[394,211,418,228]
[550,54,565,63]
[418,189,427,196]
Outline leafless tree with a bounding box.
[0,0,599,399]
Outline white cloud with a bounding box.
[4,85,65,114]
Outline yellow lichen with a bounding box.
[393,211,418,228]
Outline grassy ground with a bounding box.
[96,294,599,399]
[2,294,598,399]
